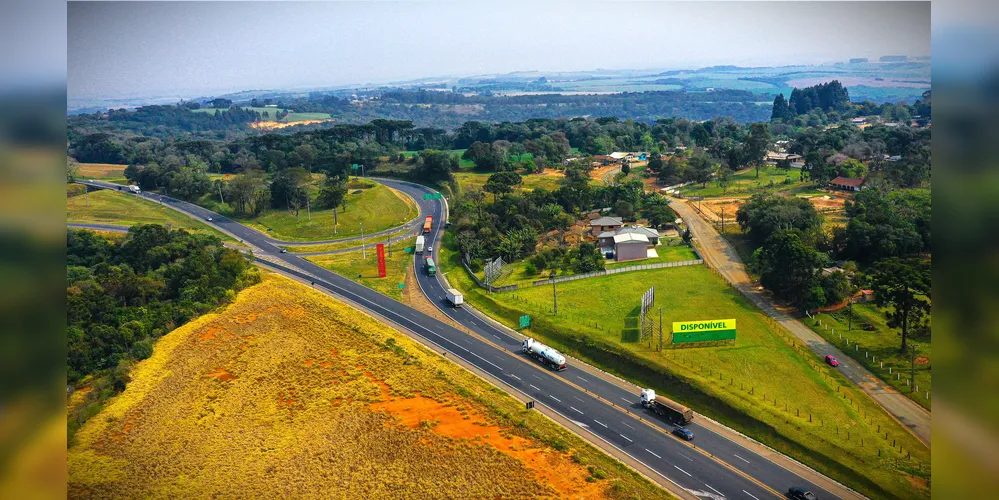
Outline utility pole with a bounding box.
[551,273,558,315]
[720,206,725,233]
[360,222,366,260]
[218,181,225,205]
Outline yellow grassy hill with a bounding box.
[68,274,671,499]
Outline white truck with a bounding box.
[128,185,141,194]
[445,288,463,308]
[640,388,694,425]
[522,338,566,371]
[415,235,425,254]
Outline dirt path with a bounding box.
[670,199,932,448]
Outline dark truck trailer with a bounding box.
[640,389,694,425]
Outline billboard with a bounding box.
[376,244,386,278]
[671,319,736,343]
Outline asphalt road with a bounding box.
[670,199,931,449]
[75,179,845,500]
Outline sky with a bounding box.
[65,1,932,100]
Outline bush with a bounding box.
[524,262,538,275]
[130,338,155,360]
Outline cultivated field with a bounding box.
[67,275,672,499]
[74,163,128,182]
[454,169,566,194]
[439,236,930,500]
[67,189,237,243]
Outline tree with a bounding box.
[771,93,793,121]
[820,271,851,305]
[871,258,931,353]
[643,204,676,228]
[647,152,664,173]
[736,193,822,245]
[717,166,733,194]
[754,230,822,310]
[416,149,458,183]
[744,123,772,178]
[621,162,631,175]
[686,153,714,187]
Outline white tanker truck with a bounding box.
[522,338,567,371]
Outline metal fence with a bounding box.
[530,259,704,286]
[462,257,518,293]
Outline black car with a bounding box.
[672,427,694,441]
[787,486,817,500]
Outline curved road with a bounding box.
[75,178,857,500]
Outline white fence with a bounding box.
[531,259,704,286]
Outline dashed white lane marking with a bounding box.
[573,396,584,403]
[576,376,589,383]
[705,484,723,496]
[743,489,761,500]
[673,465,692,477]
[677,452,694,462]
[507,374,521,381]
[619,434,633,443]
[593,420,608,428]
[733,454,750,464]
[548,395,561,403]
[645,448,662,459]
[531,374,542,380]
[530,384,541,391]
[570,406,583,414]
[620,397,631,404]
[621,421,635,430]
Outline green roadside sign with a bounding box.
[423,193,443,200]
[671,319,736,343]
[398,283,405,289]
[519,315,531,328]
[404,247,413,253]
[351,163,359,170]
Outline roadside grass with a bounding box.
[809,303,932,409]
[286,226,419,253]
[68,275,671,499]
[680,166,808,198]
[439,232,929,500]
[306,239,414,301]
[67,188,239,243]
[199,180,418,242]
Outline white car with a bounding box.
[205,216,213,221]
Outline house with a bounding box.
[589,216,623,236]
[829,176,865,192]
[612,233,651,262]
[597,226,659,248]
[765,152,803,166]
[592,155,619,166]
[858,289,875,303]
[609,152,630,161]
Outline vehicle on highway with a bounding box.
[787,486,818,500]
[280,248,288,253]
[415,235,425,254]
[445,288,463,308]
[640,388,694,425]
[424,256,436,276]
[205,216,213,222]
[423,215,433,233]
[672,427,694,441]
[522,338,566,371]
[128,185,141,194]
[824,355,839,367]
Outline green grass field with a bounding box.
[454,170,566,194]
[200,179,418,242]
[438,232,929,500]
[67,188,238,243]
[680,166,808,198]
[74,163,128,183]
[192,106,330,122]
[809,303,932,409]
[306,238,413,301]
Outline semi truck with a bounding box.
[423,215,433,233]
[445,288,463,308]
[415,235,425,254]
[128,185,141,194]
[424,256,437,276]
[640,389,694,425]
[522,338,566,371]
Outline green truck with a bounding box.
[424,256,436,276]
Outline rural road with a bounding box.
[74,178,861,500]
[670,199,931,448]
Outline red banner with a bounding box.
[376,244,386,278]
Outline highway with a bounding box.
[75,179,853,500]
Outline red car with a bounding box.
[825,355,839,367]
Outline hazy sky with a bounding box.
[68,1,930,99]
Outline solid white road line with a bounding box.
[529,384,541,391]
[733,454,751,464]
[570,406,583,414]
[743,489,761,500]
[593,420,608,428]
[706,483,723,496]
[645,448,662,459]
[548,395,561,403]
[619,434,633,443]
[673,465,692,477]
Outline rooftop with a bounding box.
[613,233,650,244]
[830,176,864,188]
[590,216,624,226]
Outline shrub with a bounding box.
[130,338,155,360]
[524,262,538,275]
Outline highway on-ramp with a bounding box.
[74,178,853,500]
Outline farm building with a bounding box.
[589,216,624,236]
[829,176,866,192]
[592,155,619,166]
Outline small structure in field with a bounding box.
[829,176,866,192]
